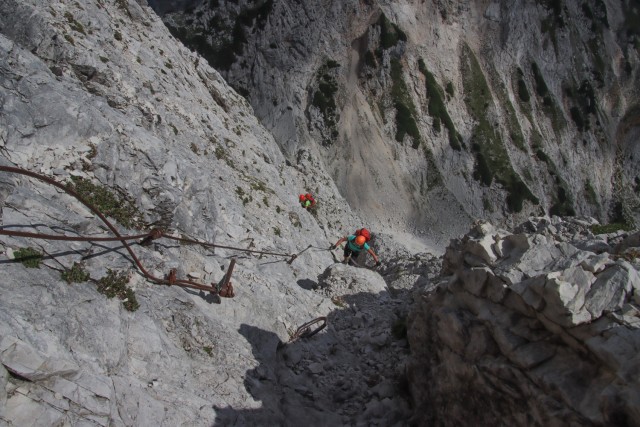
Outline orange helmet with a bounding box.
[299,194,306,201]
[355,235,366,246]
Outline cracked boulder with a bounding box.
[408,218,640,426]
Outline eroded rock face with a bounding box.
[0,0,377,424]
[152,0,640,234]
[408,219,640,426]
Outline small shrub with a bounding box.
[214,145,227,160]
[273,227,281,237]
[97,270,139,311]
[517,78,530,102]
[64,34,75,45]
[115,0,130,14]
[203,346,213,356]
[87,143,97,159]
[13,247,42,268]
[378,13,407,49]
[61,262,90,283]
[66,176,142,229]
[114,31,122,41]
[445,81,454,97]
[64,12,86,35]
[531,62,549,98]
[190,142,199,154]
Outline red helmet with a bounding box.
[299,194,306,201]
[355,236,366,246]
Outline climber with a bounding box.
[331,234,380,267]
[299,193,316,209]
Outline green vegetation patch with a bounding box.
[13,247,42,268]
[590,223,633,235]
[378,13,407,50]
[565,79,597,132]
[515,67,530,103]
[531,62,565,134]
[486,65,526,152]
[61,262,90,283]
[67,176,143,229]
[311,60,340,146]
[461,45,538,212]
[584,179,599,206]
[64,12,86,35]
[97,269,139,312]
[390,59,421,148]
[418,59,461,150]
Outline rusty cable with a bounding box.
[162,234,293,258]
[0,165,215,292]
[0,229,150,242]
[0,165,309,294]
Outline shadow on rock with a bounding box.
[212,287,414,426]
[296,278,317,290]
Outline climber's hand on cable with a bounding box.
[375,261,381,267]
[330,244,336,250]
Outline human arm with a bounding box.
[331,236,347,250]
[368,248,380,266]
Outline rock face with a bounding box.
[408,218,640,426]
[0,0,425,424]
[1,0,640,426]
[153,0,640,235]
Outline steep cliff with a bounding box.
[155,0,640,239]
[1,0,639,426]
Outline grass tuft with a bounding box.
[13,247,42,268]
[97,270,139,311]
[61,262,90,283]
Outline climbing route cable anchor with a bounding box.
[288,316,327,343]
[286,244,312,264]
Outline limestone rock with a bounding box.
[408,218,640,426]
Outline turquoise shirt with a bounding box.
[347,235,370,252]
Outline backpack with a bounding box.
[355,228,371,242]
[305,193,316,204]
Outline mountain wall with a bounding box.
[154,0,640,243]
[1,0,639,426]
